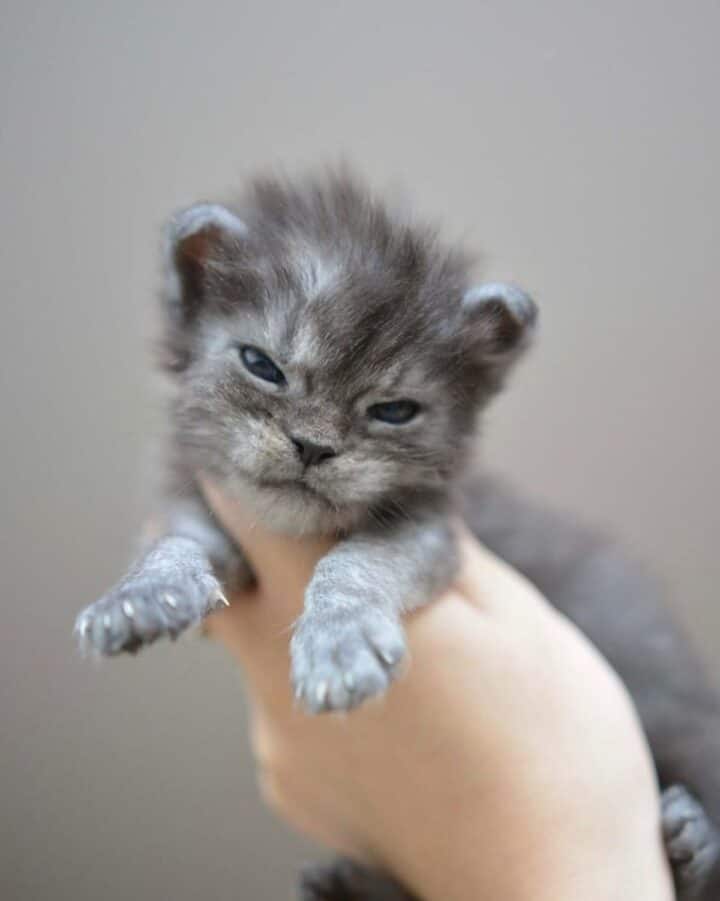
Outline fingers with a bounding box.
[200,478,539,623]
[200,478,546,657]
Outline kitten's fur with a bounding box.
[75,170,720,900]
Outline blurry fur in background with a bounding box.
[74,170,720,900]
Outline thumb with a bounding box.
[200,476,335,605]
[199,477,336,707]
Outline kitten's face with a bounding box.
[164,176,535,534]
[176,298,475,532]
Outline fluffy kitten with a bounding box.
[74,170,720,900]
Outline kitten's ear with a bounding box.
[163,203,247,323]
[462,282,538,362]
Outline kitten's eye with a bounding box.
[367,400,420,425]
[239,345,286,385]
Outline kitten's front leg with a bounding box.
[75,494,252,655]
[291,516,457,713]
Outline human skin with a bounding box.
[201,478,673,901]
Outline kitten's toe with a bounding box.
[291,609,406,714]
[296,668,354,714]
[75,573,226,656]
[662,784,720,898]
[75,600,134,655]
[361,614,406,671]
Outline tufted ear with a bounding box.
[163,203,247,323]
[462,282,538,362]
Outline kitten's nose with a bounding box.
[290,436,337,467]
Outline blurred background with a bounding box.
[1,1,718,898]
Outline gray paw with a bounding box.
[291,607,406,713]
[662,785,720,899]
[300,858,416,900]
[74,538,228,655]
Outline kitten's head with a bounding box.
[161,171,536,533]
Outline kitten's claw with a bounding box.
[662,784,720,898]
[315,681,328,709]
[213,590,230,609]
[291,606,406,714]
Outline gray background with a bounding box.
[1,1,718,899]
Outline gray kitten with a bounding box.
[74,170,720,901]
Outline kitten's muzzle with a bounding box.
[290,435,337,467]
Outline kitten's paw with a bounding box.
[75,566,228,656]
[291,607,406,713]
[662,784,720,899]
[300,858,415,900]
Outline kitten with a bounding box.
[74,170,720,900]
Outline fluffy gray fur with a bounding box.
[74,169,720,900]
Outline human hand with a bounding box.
[201,479,673,901]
